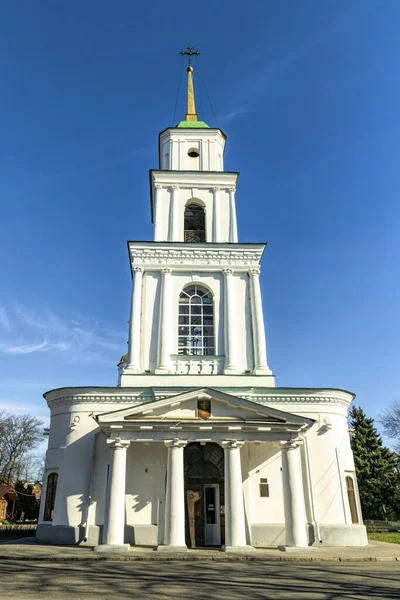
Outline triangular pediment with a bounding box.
[96,388,314,427]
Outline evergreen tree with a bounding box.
[349,406,400,521]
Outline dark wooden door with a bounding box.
[346,476,359,524]
[186,484,205,548]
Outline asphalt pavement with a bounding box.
[1,559,399,599]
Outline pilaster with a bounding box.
[155,268,173,374]
[127,267,143,373]
[228,187,238,243]
[213,186,220,242]
[249,268,271,375]
[154,185,163,241]
[223,269,241,374]
[169,186,180,241]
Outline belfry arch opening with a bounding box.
[184,442,225,547]
[184,202,206,242]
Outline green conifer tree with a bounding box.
[349,406,400,520]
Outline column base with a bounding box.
[157,544,187,552]
[122,365,141,374]
[278,545,316,552]
[253,366,272,375]
[155,367,172,374]
[223,366,242,375]
[94,544,130,553]
[223,545,256,553]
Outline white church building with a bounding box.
[37,57,367,551]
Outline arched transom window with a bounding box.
[184,203,206,242]
[178,285,214,355]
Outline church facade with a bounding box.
[37,61,367,551]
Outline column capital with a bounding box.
[212,186,220,192]
[133,266,144,274]
[162,267,172,274]
[221,440,245,449]
[165,439,187,448]
[249,268,261,276]
[223,268,234,276]
[154,184,162,190]
[106,438,130,450]
[169,185,179,192]
[280,440,302,451]
[228,186,236,193]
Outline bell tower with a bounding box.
[119,50,274,386]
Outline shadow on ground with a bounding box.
[1,560,399,599]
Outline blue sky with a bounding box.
[0,1,399,442]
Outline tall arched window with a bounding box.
[44,472,58,522]
[184,203,206,242]
[346,476,359,524]
[178,285,214,355]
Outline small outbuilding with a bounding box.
[0,484,18,521]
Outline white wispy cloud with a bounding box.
[0,304,126,363]
[220,8,353,124]
[0,307,11,331]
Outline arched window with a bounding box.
[178,285,214,356]
[184,203,206,242]
[346,476,359,524]
[44,472,58,521]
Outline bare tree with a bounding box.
[381,400,400,453]
[0,411,44,484]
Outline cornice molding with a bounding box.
[151,170,238,188]
[239,395,351,408]
[128,243,265,271]
[45,388,353,410]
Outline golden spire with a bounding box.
[186,65,197,122]
[180,46,200,122]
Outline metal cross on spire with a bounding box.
[179,46,200,67]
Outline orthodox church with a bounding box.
[37,55,367,551]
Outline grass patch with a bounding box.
[368,532,400,544]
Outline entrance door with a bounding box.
[184,442,225,547]
[204,484,221,546]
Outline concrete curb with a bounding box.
[0,553,399,562]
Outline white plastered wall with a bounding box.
[125,443,167,531]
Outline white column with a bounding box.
[213,186,220,242]
[94,439,130,552]
[281,442,309,548]
[155,268,173,374]
[228,187,238,243]
[249,268,271,375]
[223,441,254,551]
[127,267,143,373]
[169,185,180,241]
[158,440,187,551]
[154,184,163,241]
[223,269,241,374]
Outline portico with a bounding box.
[94,388,313,552]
